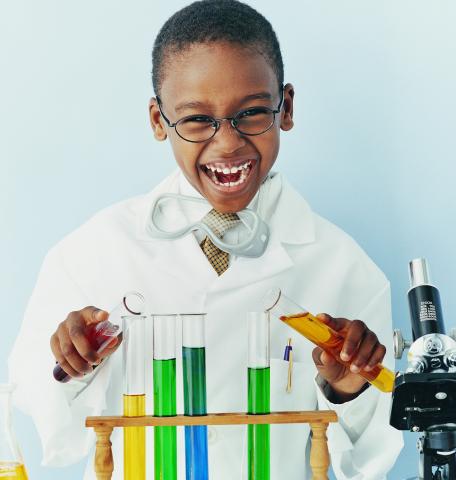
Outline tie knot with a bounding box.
[201,209,240,238]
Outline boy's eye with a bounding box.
[238,107,270,119]
[181,115,214,125]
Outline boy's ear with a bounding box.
[280,83,294,132]
[149,98,168,141]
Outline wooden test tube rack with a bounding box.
[86,410,337,480]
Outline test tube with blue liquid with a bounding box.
[182,314,209,480]
[248,311,270,480]
[153,314,177,480]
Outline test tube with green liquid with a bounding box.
[182,314,209,480]
[153,314,177,480]
[247,311,270,480]
[122,315,146,480]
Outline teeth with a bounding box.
[205,160,252,172]
[204,160,252,188]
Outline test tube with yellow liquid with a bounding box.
[264,289,395,393]
[0,384,28,480]
[122,315,146,480]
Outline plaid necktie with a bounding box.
[200,209,240,275]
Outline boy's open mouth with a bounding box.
[202,160,253,188]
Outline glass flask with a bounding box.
[0,384,28,479]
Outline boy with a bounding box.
[9,1,403,478]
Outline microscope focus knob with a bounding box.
[393,329,412,359]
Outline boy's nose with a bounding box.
[212,119,247,153]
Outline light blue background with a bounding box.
[1,1,455,479]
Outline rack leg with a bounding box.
[94,426,114,480]
[309,422,330,480]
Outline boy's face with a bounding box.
[149,42,294,213]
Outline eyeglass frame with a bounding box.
[155,84,285,143]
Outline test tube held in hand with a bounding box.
[53,291,145,383]
[263,288,395,393]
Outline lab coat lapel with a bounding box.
[211,175,316,292]
[134,169,218,291]
[211,241,294,292]
[135,169,316,293]
[147,230,218,293]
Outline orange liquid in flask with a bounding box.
[280,312,395,392]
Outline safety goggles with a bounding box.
[146,193,269,258]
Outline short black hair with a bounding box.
[152,0,284,96]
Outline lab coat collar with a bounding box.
[134,168,315,292]
[136,168,316,246]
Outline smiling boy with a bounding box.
[10,1,403,479]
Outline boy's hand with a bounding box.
[50,307,120,379]
[311,314,386,403]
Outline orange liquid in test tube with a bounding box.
[280,312,395,393]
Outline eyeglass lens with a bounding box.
[176,107,275,142]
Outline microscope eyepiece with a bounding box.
[408,258,445,340]
[409,258,431,288]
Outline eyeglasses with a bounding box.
[156,85,284,143]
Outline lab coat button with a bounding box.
[208,426,218,444]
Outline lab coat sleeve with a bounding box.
[8,246,113,467]
[315,283,404,480]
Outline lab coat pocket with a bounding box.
[270,357,317,412]
[269,358,318,480]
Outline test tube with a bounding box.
[247,311,270,480]
[122,315,146,480]
[264,288,395,393]
[53,291,145,383]
[182,314,209,480]
[153,314,177,480]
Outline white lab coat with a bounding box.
[9,168,403,479]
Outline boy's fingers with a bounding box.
[51,333,85,378]
[56,322,93,375]
[349,330,378,372]
[66,312,100,364]
[50,335,78,377]
[316,313,350,332]
[340,320,366,361]
[79,306,109,326]
[365,344,387,371]
[312,346,324,366]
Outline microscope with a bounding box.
[390,259,456,480]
